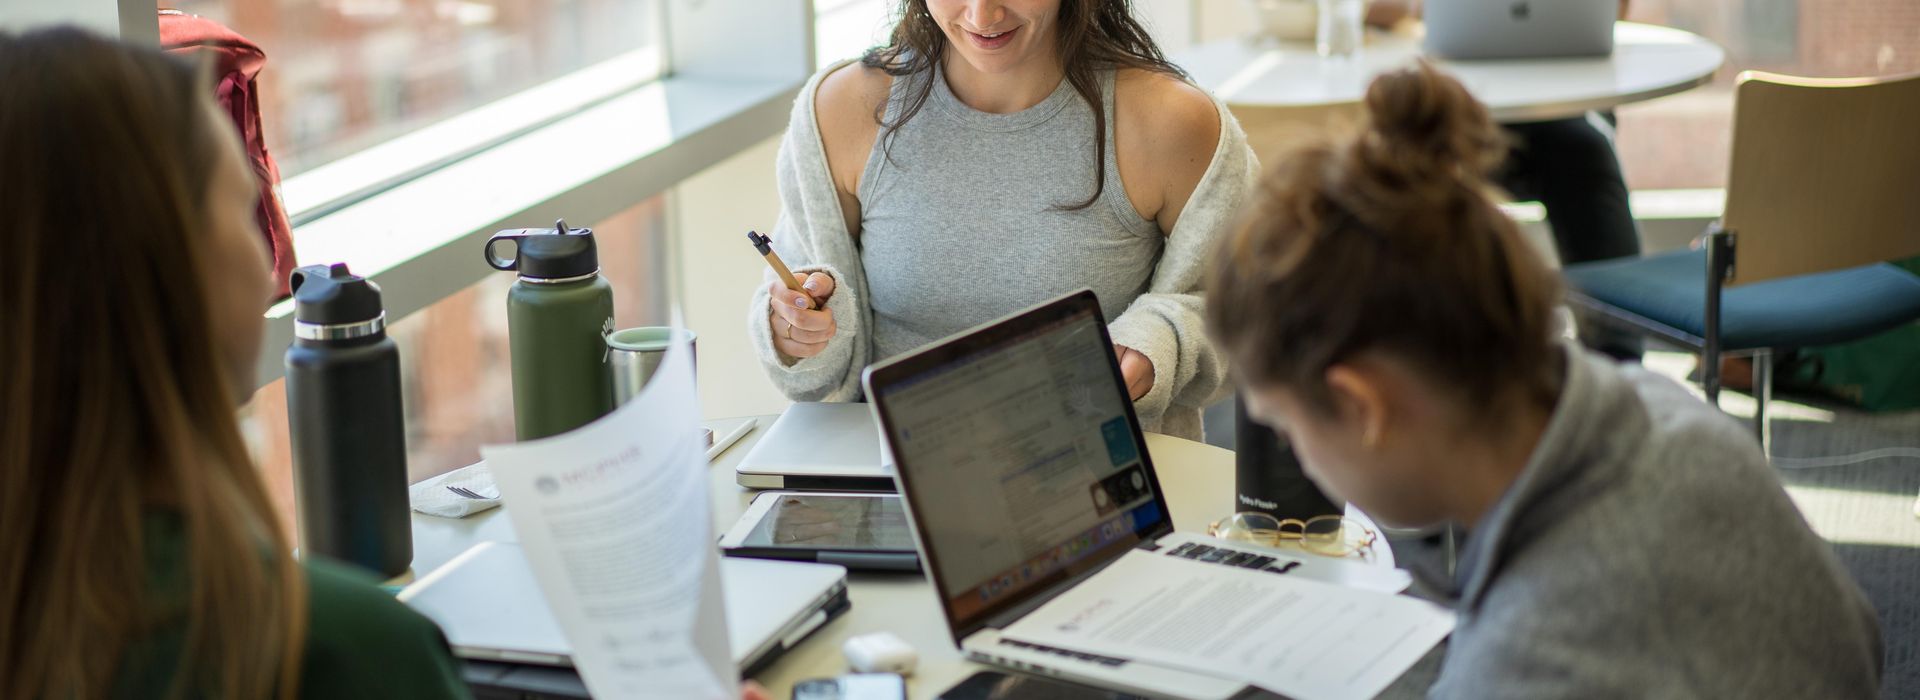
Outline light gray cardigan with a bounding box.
[745,61,1259,440]
[1384,342,1883,698]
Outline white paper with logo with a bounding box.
[480,333,731,699]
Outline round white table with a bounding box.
[408,415,1395,698]
[1176,22,1724,123]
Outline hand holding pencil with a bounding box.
[749,231,839,360]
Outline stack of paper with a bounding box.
[1001,551,1453,700]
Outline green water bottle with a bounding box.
[485,220,615,440]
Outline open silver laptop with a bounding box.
[1423,0,1615,60]
[399,542,849,695]
[864,291,1413,699]
[735,402,895,491]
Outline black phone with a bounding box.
[792,673,907,700]
[935,671,1148,700]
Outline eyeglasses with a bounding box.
[1206,512,1379,560]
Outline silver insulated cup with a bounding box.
[607,327,696,405]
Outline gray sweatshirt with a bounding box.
[1388,342,1882,698]
[746,61,1259,439]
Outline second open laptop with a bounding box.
[864,290,1425,700]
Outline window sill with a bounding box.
[279,48,667,225]
[1499,188,1723,224]
[1503,187,1723,263]
[255,74,803,389]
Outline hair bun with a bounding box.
[1358,60,1504,182]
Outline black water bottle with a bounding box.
[285,263,412,577]
[1234,396,1344,520]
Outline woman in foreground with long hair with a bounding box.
[0,28,466,698]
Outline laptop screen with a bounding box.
[866,292,1172,639]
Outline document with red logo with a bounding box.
[1000,550,1453,700]
[481,332,731,700]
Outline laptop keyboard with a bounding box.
[1000,638,1128,667]
[1165,542,1301,575]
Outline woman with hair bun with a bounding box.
[1205,62,1881,697]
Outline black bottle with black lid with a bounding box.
[284,263,412,577]
[1234,397,1343,520]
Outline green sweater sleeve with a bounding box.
[298,556,472,699]
[118,514,471,698]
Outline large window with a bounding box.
[162,0,664,180]
[193,0,802,524]
[1617,0,1920,190]
[815,0,895,68]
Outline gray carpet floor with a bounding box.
[1664,353,1920,698]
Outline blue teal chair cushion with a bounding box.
[1564,249,1920,350]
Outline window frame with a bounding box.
[234,0,815,390]
[279,48,670,226]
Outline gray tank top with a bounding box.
[857,65,1163,361]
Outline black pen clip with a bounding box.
[746,230,774,256]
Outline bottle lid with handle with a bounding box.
[289,262,387,341]
[484,219,600,283]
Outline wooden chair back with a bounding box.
[1723,70,1920,286]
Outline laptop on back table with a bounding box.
[1423,0,1615,60]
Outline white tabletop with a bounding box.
[407,415,1395,698]
[1176,22,1725,123]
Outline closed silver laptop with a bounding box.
[734,402,894,491]
[1424,0,1615,60]
[399,542,849,678]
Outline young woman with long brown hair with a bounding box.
[1205,63,1881,696]
[0,29,780,700]
[0,28,470,698]
[749,0,1257,439]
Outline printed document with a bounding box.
[1001,550,1453,700]
[481,333,731,699]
